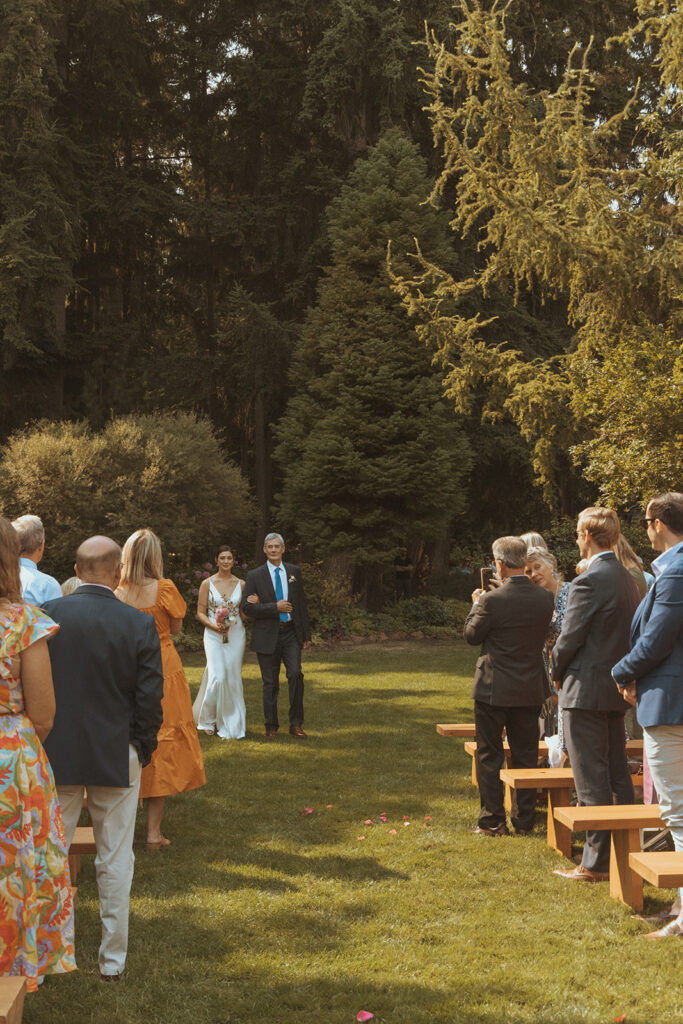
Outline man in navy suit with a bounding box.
[243,533,311,738]
[612,492,683,938]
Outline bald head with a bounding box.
[75,536,122,588]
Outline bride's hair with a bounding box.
[120,529,163,587]
[215,545,233,559]
[0,517,22,604]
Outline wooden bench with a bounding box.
[553,804,664,910]
[68,825,96,885]
[436,724,477,738]
[629,851,683,893]
[0,977,26,1024]
[466,741,549,786]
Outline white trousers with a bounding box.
[58,745,141,976]
[643,725,683,913]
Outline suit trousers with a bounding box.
[643,726,683,911]
[58,744,141,976]
[257,624,304,730]
[562,708,634,873]
[474,701,541,831]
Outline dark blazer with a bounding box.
[43,585,164,787]
[551,552,640,712]
[463,575,554,706]
[612,546,683,727]
[242,562,311,654]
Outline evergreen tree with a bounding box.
[274,129,471,603]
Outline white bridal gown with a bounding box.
[193,579,247,739]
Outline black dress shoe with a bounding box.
[471,823,510,837]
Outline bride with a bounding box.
[193,545,247,739]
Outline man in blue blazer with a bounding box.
[612,492,683,938]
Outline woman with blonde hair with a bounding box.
[613,535,648,599]
[116,529,205,849]
[0,517,76,989]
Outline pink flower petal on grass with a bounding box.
[389,829,397,835]
[364,819,373,825]
[326,804,333,808]
[357,836,366,841]
[303,808,313,815]
[403,815,410,820]
[424,815,432,820]
[403,821,411,827]
[357,1013,374,1022]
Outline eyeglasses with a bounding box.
[641,517,657,529]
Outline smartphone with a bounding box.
[480,566,495,590]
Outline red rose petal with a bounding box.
[357,1013,374,1022]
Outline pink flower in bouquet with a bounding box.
[215,607,230,628]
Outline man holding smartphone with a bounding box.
[464,536,554,836]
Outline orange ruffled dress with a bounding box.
[139,580,206,797]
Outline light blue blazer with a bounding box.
[612,548,683,727]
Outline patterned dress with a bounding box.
[544,582,570,742]
[0,603,76,991]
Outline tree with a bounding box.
[392,0,682,508]
[0,412,255,578]
[274,129,471,604]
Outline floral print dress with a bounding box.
[0,603,76,991]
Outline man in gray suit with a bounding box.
[464,536,554,836]
[43,536,163,980]
[551,507,640,882]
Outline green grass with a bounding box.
[27,642,677,1024]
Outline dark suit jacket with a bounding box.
[612,546,683,727]
[463,575,554,706]
[43,585,164,787]
[242,562,311,654]
[551,552,640,712]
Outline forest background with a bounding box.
[0,0,680,622]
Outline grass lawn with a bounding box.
[27,641,677,1024]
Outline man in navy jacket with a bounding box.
[612,492,683,938]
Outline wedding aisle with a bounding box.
[26,642,675,1024]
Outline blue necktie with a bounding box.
[274,567,288,622]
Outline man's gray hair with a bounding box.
[12,515,45,555]
[264,532,285,545]
[491,536,528,569]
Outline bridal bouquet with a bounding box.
[215,601,240,644]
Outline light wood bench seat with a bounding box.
[629,851,683,889]
[68,825,96,884]
[500,768,575,856]
[0,977,26,1024]
[464,741,550,786]
[436,723,477,737]
[553,804,664,910]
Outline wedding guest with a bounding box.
[0,516,76,991]
[416,552,431,594]
[12,514,61,604]
[193,545,247,739]
[612,492,683,938]
[465,536,554,836]
[116,529,205,849]
[525,546,570,750]
[614,534,648,599]
[552,507,640,883]
[61,576,82,596]
[43,536,163,981]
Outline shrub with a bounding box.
[0,413,256,579]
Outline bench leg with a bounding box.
[547,788,572,858]
[471,758,478,788]
[610,829,643,911]
[504,784,512,814]
[68,853,81,886]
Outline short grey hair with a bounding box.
[264,532,285,545]
[12,515,45,555]
[491,536,528,569]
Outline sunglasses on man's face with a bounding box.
[641,517,657,529]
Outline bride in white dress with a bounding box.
[193,546,247,739]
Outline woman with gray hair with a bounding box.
[525,546,570,760]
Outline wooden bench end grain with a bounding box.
[0,977,27,1024]
[629,851,683,889]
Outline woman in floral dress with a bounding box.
[0,516,76,991]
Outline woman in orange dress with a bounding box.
[116,529,205,850]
